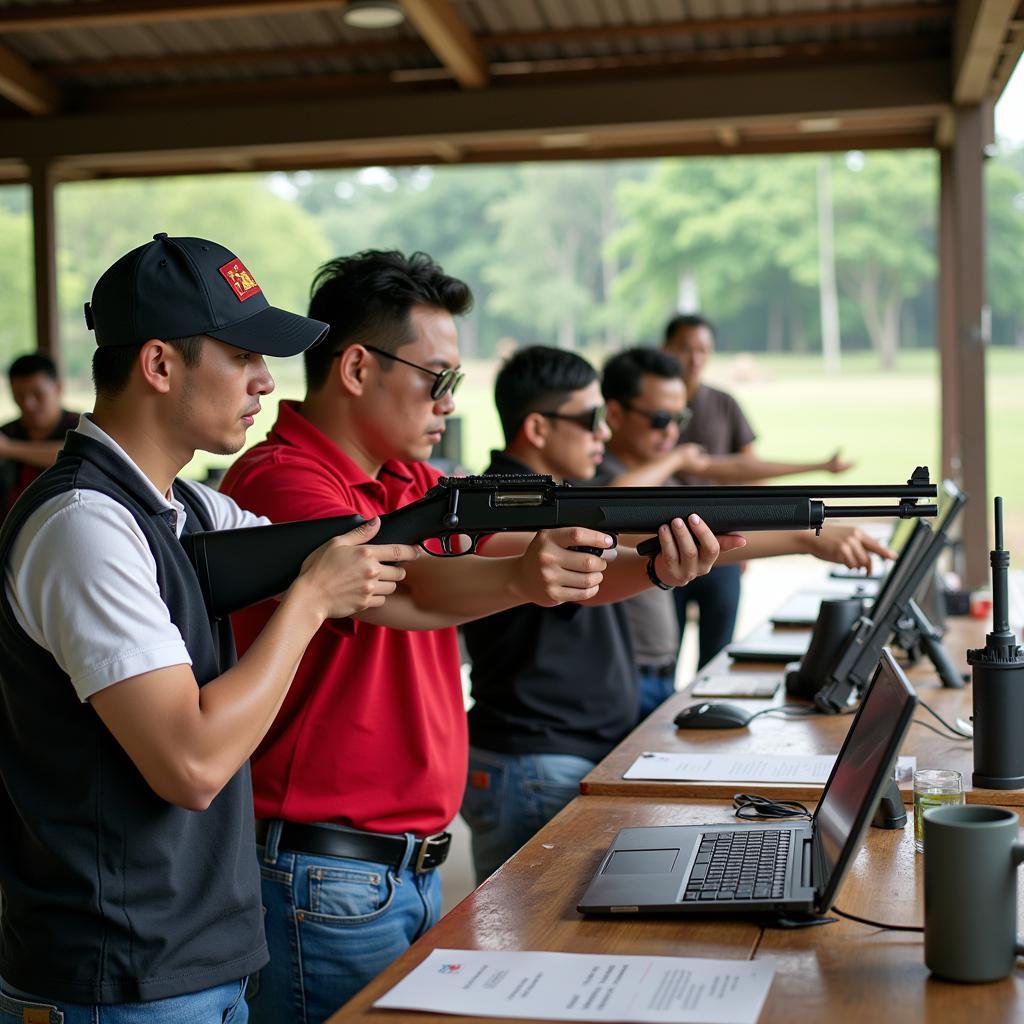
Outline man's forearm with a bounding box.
[91,580,329,811]
[0,437,64,469]
[691,454,831,484]
[364,554,526,628]
[716,531,805,563]
[604,448,690,487]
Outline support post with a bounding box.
[939,105,990,587]
[29,159,59,363]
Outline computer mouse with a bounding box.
[673,702,754,729]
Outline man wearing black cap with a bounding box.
[0,234,419,1021]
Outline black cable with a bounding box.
[732,793,812,821]
[910,718,971,742]
[740,703,857,729]
[744,704,822,724]
[917,698,973,740]
[830,905,923,933]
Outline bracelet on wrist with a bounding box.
[646,555,674,591]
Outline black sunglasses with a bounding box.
[539,405,607,434]
[335,344,464,401]
[621,401,692,431]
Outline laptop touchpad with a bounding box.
[604,848,679,874]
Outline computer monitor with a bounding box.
[813,479,966,712]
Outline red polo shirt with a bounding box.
[220,400,465,835]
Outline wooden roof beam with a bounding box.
[0,0,344,32]
[0,43,57,114]
[953,0,1019,103]
[479,3,954,48]
[28,5,953,75]
[400,0,488,89]
[0,57,949,164]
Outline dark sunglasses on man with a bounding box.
[334,344,464,401]
[621,401,693,431]
[539,405,607,434]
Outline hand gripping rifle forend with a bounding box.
[183,466,937,620]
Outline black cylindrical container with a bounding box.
[969,497,1024,789]
[971,659,1024,788]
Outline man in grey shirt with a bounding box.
[598,346,889,715]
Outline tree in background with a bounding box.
[0,203,33,362]
[608,156,821,349]
[828,151,937,370]
[52,175,330,378]
[275,164,523,356]
[0,148,1022,372]
[986,158,1024,346]
[483,163,638,351]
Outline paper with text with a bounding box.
[623,752,915,784]
[374,948,774,1023]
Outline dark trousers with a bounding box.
[672,563,742,669]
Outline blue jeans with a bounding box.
[673,563,742,668]
[460,747,596,884]
[249,821,441,1024]
[0,977,247,1023]
[637,666,676,718]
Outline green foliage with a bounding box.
[0,202,33,364]
[986,158,1024,343]
[0,147,1022,380]
[53,175,330,377]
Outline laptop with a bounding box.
[770,582,876,629]
[577,648,916,916]
[726,629,814,664]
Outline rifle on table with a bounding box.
[184,467,938,619]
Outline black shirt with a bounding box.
[463,451,639,762]
[0,408,79,515]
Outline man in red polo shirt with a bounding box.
[221,250,726,1023]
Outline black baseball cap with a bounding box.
[84,233,328,357]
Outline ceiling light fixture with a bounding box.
[343,0,406,29]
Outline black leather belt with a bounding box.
[638,663,676,679]
[255,819,451,874]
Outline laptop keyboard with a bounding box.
[681,830,792,902]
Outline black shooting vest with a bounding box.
[0,431,267,1002]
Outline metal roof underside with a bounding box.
[0,0,1019,181]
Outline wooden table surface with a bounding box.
[326,798,760,1023]
[580,615,1011,804]
[328,796,1024,1023]
[756,801,1024,1023]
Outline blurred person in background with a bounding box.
[599,345,883,711]
[662,314,854,666]
[0,353,79,516]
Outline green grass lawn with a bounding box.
[19,346,1024,557]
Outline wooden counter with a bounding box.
[757,805,1024,1023]
[328,796,1024,1023]
[580,616,1010,804]
[326,798,759,1022]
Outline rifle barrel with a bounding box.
[822,503,938,519]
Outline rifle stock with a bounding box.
[184,467,938,619]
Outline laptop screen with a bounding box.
[820,480,966,703]
[868,479,964,623]
[812,649,917,909]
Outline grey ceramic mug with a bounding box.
[924,804,1024,982]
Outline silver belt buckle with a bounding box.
[414,831,448,873]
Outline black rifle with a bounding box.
[184,467,937,619]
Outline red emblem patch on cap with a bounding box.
[218,258,262,302]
